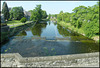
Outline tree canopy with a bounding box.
[30,5,47,23]
[2,2,10,21]
[57,2,99,38]
[10,6,24,20]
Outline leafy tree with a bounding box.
[20,17,27,23]
[42,10,47,19]
[35,5,42,22]
[30,5,42,23]
[63,12,70,23]
[10,6,24,20]
[30,9,38,22]
[57,11,64,22]
[47,14,51,20]
[30,5,47,23]
[57,2,99,38]
[2,2,10,21]
[83,21,99,38]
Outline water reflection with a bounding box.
[48,21,51,25]
[1,21,99,57]
[17,30,27,36]
[57,24,79,36]
[31,23,47,36]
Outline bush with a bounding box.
[8,18,12,21]
[20,17,27,23]
[83,22,99,38]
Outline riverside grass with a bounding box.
[6,20,31,28]
[57,21,99,43]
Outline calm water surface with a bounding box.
[1,21,99,57]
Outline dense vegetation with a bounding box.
[56,2,99,38]
[2,2,47,23]
[20,17,27,23]
[30,5,47,23]
[10,6,24,20]
[2,2,10,21]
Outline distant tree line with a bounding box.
[1,2,47,23]
[56,2,99,38]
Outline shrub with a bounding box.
[8,18,12,21]
[20,17,27,23]
[83,22,99,38]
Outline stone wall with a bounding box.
[1,52,99,67]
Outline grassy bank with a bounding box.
[1,20,34,44]
[6,20,32,28]
[58,21,99,43]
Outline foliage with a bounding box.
[47,14,51,20]
[57,2,99,38]
[20,17,27,23]
[8,18,12,21]
[30,5,47,23]
[10,6,24,20]
[2,2,10,21]
[6,20,30,28]
[30,5,42,23]
[57,11,63,22]
[42,10,47,19]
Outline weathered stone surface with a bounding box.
[1,52,99,67]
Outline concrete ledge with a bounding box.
[1,52,99,63]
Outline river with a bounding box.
[1,21,99,57]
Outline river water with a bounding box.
[1,21,99,57]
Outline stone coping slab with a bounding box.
[1,52,99,63]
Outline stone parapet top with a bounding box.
[1,52,99,63]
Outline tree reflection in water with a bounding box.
[17,30,27,36]
[31,22,47,36]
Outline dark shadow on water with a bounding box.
[16,30,27,36]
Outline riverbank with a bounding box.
[1,21,35,44]
[57,21,99,43]
[7,20,32,28]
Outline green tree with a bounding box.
[47,14,51,20]
[35,5,42,22]
[57,2,99,38]
[30,5,47,23]
[10,6,24,20]
[2,2,10,21]
[42,10,47,19]
[20,17,27,23]
[30,5,42,23]
[57,11,64,22]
